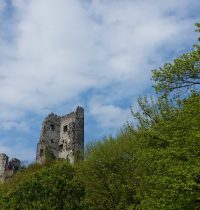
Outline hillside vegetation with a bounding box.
[0,24,200,210]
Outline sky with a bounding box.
[0,0,199,162]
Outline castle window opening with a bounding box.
[59,144,63,150]
[40,149,44,156]
[50,124,55,131]
[51,139,54,143]
[63,125,68,132]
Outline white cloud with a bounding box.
[1,0,94,103]
[0,0,197,111]
[0,121,30,132]
[89,100,131,128]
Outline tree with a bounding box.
[2,160,84,210]
[133,93,200,210]
[128,23,200,210]
[78,135,141,210]
[152,24,200,98]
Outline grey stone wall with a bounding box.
[36,113,61,164]
[36,106,84,164]
[0,153,8,182]
[0,153,21,183]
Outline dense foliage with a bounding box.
[0,24,199,209]
[0,161,84,210]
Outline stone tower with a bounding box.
[36,106,84,164]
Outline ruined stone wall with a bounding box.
[36,106,84,164]
[0,154,21,183]
[36,113,61,164]
[59,112,76,161]
[0,153,8,182]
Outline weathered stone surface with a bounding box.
[0,154,21,183]
[0,153,8,182]
[36,106,84,164]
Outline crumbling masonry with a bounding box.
[0,153,21,183]
[36,106,84,164]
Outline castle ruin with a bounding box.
[36,106,84,164]
[0,153,21,183]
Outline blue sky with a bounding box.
[0,0,199,162]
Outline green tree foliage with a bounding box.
[131,96,177,130]
[0,183,5,209]
[152,49,200,98]
[1,161,84,210]
[128,23,200,209]
[195,23,200,42]
[44,147,56,163]
[132,93,200,209]
[152,24,200,98]
[128,24,200,209]
[77,135,141,210]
